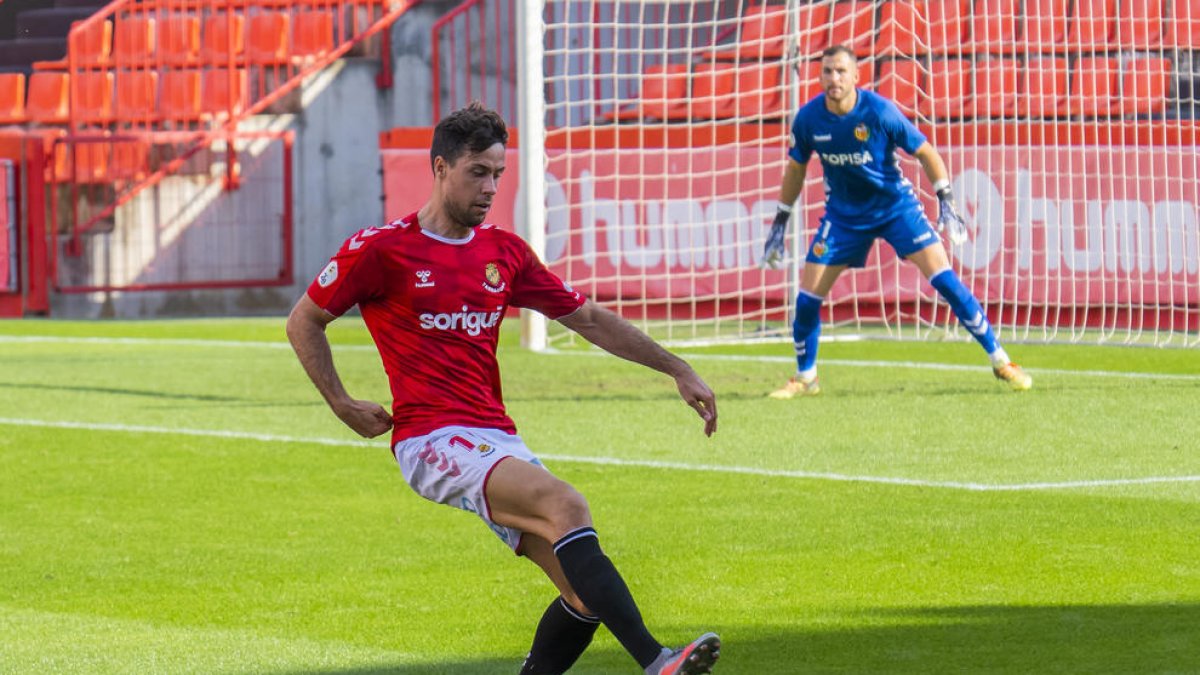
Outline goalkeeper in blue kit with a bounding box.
[763,45,1031,398]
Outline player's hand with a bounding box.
[937,195,969,246]
[333,398,393,438]
[675,368,718,437]
[761,209,790,269]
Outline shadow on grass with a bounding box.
[282,602,1200,674]
[0,380,247,402]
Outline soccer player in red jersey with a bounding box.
[286,103,720,675]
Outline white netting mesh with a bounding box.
[535,0,1200,347]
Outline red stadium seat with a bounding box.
[108,138,151,181]
[113,17,156,63]
[159,14,201,65]
[1024,0,1070,54]
[247,12,290,64]
[798,60,823,102]
[968,57,1019,118]
[161,69,202,120]
[201,68,248,119]
[829,2,875,57]
[201,14,245,63]
[604,63,688,122]
[923,58,970,119]
[115,70,157,124]
[927,0,970,55]
[1019,56,1069,118]
[708,4,788,61]
[684,62,736,120]
[1166,0,1200,47]
[795,2,832,57]
[875,59,924,118]
[26,72,70,124]
[1114,0,1164,50]
[73,71,115,125]
[1118,57,1171,117]
[292,10,335,59]
[971,0,1020,54]
[731,63,785,119]
[875,1,929,57]
[1068,56,1118,117]
[0,73,25,124]
[1067,0,1116,53]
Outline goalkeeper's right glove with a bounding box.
[934,180,969,246]
[762,205,791,269]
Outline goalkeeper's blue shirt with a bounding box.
[788,88,927,228]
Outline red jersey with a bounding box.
[306,212,586,443]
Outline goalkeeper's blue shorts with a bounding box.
[805,203,939,268]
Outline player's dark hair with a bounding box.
[430,101,509,173]
[822,45,857,62]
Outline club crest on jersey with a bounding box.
[415,270,435,288]
[317,261,338,287]
[854,123,870,142]
[812,239,829,259]
[483,262,506,293]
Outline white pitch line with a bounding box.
[1,417,1196,492]
[4,334,1199,381]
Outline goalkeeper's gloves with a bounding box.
[762,204,791,269]
[934,179,968,246]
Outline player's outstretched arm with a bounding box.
[557,300,717,437]
[286,294,393,439]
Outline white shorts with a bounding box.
[393,426,547,552]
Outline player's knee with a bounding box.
[541,482,591,533]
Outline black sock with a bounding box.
[552,527,663,668]
[518,596,600,675]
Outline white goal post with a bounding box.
[518,0,1200,349]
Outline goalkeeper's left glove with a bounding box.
[934,180,968,246]
[762,204,790,269]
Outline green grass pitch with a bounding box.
[1,318,1198,674]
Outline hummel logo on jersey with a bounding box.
[415,270,435,288]
[820,150,872,166]
[348,227,383,251]
[813,134,832,142]
[419,305,503,336]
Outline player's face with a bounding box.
[438,143,506,228]
[820,53,858,104]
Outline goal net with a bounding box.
[522,0,1200,349]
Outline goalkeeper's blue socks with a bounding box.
[553,527,664,669]
[930,268,1008,364]
[520,596,600,674]
[792,290,822,380]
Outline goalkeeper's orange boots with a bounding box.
[768,375,821,399]
[993,362,1033,391]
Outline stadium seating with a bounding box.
[26,72,70,124]
[32,18,111,69]
[875,0,928,57]
[115,70,157,124]
[923,58,970,119]
[0,73,25,125]
[1114,0,1164,50]
[1024,0,1070,53]
[200,68,249,119]
[604,63,689,122]
[200,14,245,63]
[829,2,875,56]
[969,57,1019,118]
[73,70,114,124]
[972,0,1020,54]
[158,14,201,65]
[707,4,787,61]
[1067,56,1119,117]
[794,2,831,56]
[927,0,970,55]
[683,62,736,120]
[875,58,924,117]
[1020,56,1069,118]
[1118,56,1171,116]
[247,13,290,64]
[112,16,155,63]
[293,10,336,60]
[160,69,202,120]
[1169,0,1200,47]
[729,63,784,119]
[1067,0,1115,53]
